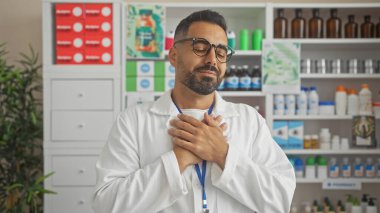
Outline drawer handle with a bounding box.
[78,92,85,97]
[78,123,85,128]
[78,200,85,205]
[78,169,85,174]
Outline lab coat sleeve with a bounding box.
[92,111,188,213]
[210,113,296,213]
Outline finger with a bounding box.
[178,114,204,128]
[170,119,198,135]
[204,113,218,127]
[220,123,228,132]
[173,137,196,153]
[168,128,195,142]
[214,115,223,124]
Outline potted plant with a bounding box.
[0,43,54,212]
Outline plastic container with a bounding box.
[359,84,373,115]
[354,157,364,178]
[340,137,350,149]
[341,157,352,178]
[329,157,340,178]
[373,102,380,117]
[331,135,340,150]
[227,30,236,49]
[240,29,250,50]
[319,128,331,150]
[311,134,319,149]
[165,30,175,50]
[252,29,263,50]
[285,94,296,115]
[317,156,328,179]
[274,94,285,115]
[365,158,375,178]
[304,135,312,149]
[319,101,335,115]
[308,86,319,115]
[335,85,347,115]
[348,88,359,115]
[305,157,316,179]
[294,158,304,178]
[297,87,308,115]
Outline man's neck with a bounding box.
[171,85,215,110]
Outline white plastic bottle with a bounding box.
[308,86,319,115]
[285,94,296,115]
[319,128,331,150]
[348,88,359,115]
[274,94,285,115]
[359,84,373,115]
[365,158,375,178]
[341,157,352,178]
[297,87,308,115]
[354,157,364,178]
[329,157,340,178]
[335,85,347,115]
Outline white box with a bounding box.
[137,77,154,91]
[165,61,176,76]
[137,61,154,76]
[165,76,175,91]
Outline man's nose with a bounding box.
[204,46,217,66]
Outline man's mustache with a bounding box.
[194,65,219,74]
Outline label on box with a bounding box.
[323,179,361,190]
[56,19,85,35]
[84,18,112,35]
[56,34,85,49]
[55,3,85,19]
[137,77,154,91]
[85,4,112,19]
[137,61,154,76]
[273,121,288,149]
[165,76,175,91]
[288,121,304,149]
[84,49,112,64]
[56,49,85,64]
[165,61,175,76]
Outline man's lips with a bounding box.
[197,70,217,76]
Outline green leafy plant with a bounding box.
[0,43,55,212]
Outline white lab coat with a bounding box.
[92,90,296,213]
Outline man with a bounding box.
[92,10,296,213]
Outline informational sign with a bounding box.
[126,4,165,59]
[323,179,362,190]
[262,40,301,94]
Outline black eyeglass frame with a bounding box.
[173,37,235,63]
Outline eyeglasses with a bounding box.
[173,37,235,63]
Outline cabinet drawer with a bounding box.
[48,187,94,213]
[52,155,97,186]
[52,80,113,110]
[52,111,113,141]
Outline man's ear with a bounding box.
[168,47,176,67]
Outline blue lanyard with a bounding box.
[172,98,214,211]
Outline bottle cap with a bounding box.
[311,134,319,139]
[304,135,311,140]
[306,157,315,165]
[336,85,346,92]
[317,156,328,166]
[348,88,357,95]
[362,84,369,89]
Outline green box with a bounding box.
[126,61,137,77]
[154,61,165,77]
[154,76,165,92]
[126,76,136,92]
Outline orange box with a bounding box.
[56,19,85,35]
[56,49,85,64]
[84,3,112,19]
[84,49,112,64]
[55,3,85,19]
[84,18,112,35]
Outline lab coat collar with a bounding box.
[149,90,239,118]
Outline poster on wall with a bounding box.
[126,4,165,59]
[262,40,301,94]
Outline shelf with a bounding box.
[273,115,353,120]
[272,39,380,44]
[285,149,380,155]
[125,91,265,97]
[272,3,380,9]
[296,178,380,184]
[301,74,380,79]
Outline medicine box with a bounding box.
[137,61,154,76]
[165,61,176,76]
[288,121,304,149]
[273,121,288,149]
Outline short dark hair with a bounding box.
[174,10,227,40]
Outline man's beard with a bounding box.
[182,64,223,95]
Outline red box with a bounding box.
[84,34,112,50]
[56,34,85,49]
[84,18,112,35]
[56,49,85,64]
[85,4,112,19]
[84,49,112,64]
[55,3,85,19]
[56,19,85,35]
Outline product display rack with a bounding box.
[42,1,380,212]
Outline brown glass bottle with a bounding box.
[361,15,375,38]
[309,8,323,38]
[291,9,306,38]
[326,9,341,38]
[345,15,358,38]
[376,18,380,38]
[274,9,288,38]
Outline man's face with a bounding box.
[170,22,228,95]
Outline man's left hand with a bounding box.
[168,113,229,169]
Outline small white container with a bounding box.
[340,138,350,150]
[373,102,380,117]
[335,85,347,115]
[319,101,335,115]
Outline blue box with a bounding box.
[288,121,304,149]
[273,121,288,149]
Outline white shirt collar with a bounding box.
[149,90,239,118]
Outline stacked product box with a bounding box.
[273,121,304,150]
[55,3,113,64]
[126,61,175,92]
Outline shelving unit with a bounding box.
[285,149,380,155]
[296,178,380,184]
